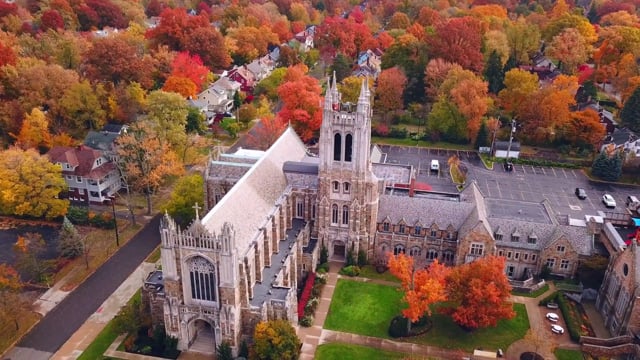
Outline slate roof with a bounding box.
[495,141,521,151]
[377,194,475,229]
[201,127,308,253]
[84,130,119,152]
[283,161,319,174]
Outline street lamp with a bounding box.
[111,196,120,247]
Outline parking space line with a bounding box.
[541,167,546,175]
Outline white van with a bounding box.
[430,159,440,172]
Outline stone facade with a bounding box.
[144,76,598,357]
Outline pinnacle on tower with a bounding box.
[358,77,370,103]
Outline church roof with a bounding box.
[201,127,308,253]
[377,194,475,229]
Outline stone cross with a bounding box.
[193,202,201,220]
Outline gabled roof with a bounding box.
[84,131,119,152]
[101,123,127,134]
[495,141,521,151]
[377,194,475,230]
[48,145,116,179]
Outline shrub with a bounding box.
[557,293,581,342]
[299,315,314,327]
[373,123,390,137]
[346,249,356,266]
[389,127,408,139]
[297,272,316,319]
[316,262,329,273]
[539,291,558,306]
[388,315,409,338]
[357,250,367,266]
[339,265,360,277]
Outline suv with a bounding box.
[503,159,513,172]
[575,188,587,200]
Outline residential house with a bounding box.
[197,77,241,115]
[83,123,128,161]
[227,65,256,92]
[48,145,121,204]
[246,58,271,83]
[291,25,315,51]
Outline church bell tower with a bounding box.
[316,74,379,262]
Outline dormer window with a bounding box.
[383,222,390,232]
[495,233,503,241]
[528,235,537,244]
[414,226,422,235]
[96,158,102,166]
[398,224,405,233]
[430,229,437,237]
[511,232,520,242]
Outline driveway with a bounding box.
[4,215,161,360]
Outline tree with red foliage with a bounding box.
[0,41,16,67]
[441,256,515,331]
[0,2,17,18]
[388,253,449,331]
[145,0,164,17]
[146,8,209,50]
[247,116,288,150]
[276,65,322,142]
[428,17,484,73]
[183,26,230,70]
[75,4,100,31]
[597,1,636,19]
[82,36,156,88]
[40,9,65,31]
[315,16,356,59]
[85,0,127,29]
[170,52,209,91]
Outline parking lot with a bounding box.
[379,145,638,220]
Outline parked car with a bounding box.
[546,302,559,309]
[602,194,616,208]
[575,188,587,200]
[551,324,565,334]
[503,159,513,172]
[546,313,559,322]
[430,159,440,172]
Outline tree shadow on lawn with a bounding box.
[323,279,529,352]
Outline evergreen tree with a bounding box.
[475,121,490,148]
[591,151,608,179]
[484,51,505,94]
[185,106,206,134]
[592,151,623,181]
[330,53,352,83]
[57,216,84,259]
[216,341,233,360]
[620,87,640,133]
[503,55,518,74]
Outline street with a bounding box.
[3,215,161,360]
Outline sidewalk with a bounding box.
[51,262,157,360]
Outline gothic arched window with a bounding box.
[333,133,342,161]
[345,134,353,162]
[331,204,339,224]
[342,205,349,225]
[188,256,216,302]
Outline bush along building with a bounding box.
[143,76,599,356]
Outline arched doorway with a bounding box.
[332,240,346,261]
[189,319,215,354]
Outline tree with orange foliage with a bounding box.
[428,17,484,73]
[246,116,288,150]
[169,52,210,91]
[163,75,197,98]
[561,109,606,149]
[441,256,515,330]
[388,253,449,332]
[12,108,52,152]
[0,263,26,332]
[375,67,407,122]
[276,65,322,142]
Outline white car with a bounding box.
[546,313,559,322]
[602,194,616,208]
[551,324,565,334]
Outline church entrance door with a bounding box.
[189,319,215,354]
[332,240,346,261]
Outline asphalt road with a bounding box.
[12,214,161,356]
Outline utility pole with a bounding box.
[111,196,120,247]
[506,118,517,161]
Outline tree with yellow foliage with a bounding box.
[253,319,300,360]
[11,108,52,152]
[0,147,68,219]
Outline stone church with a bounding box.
[143,76,595,355]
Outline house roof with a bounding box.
[101,123,127,134]
[48,145,115,179]
[606,127,636,146]
[201,127,308,253]
[495,141,521,151]
[84,130,119,152]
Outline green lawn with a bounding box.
[412,303,529,352]
[323,279,403,338]
[324,280,529,352]
[316,342,406,360]
[371,136,473,150]
[357,265,400,283]
[76,321,119,360]
[554,348,584,360]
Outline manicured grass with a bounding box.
[412,303,529,352]
[324,279,403,338]
[357,265,400,283]
[512,283,550,298]
[316,342,406,360]
[76,321,119,360]
[555,348,585,360]
[145,246,161,263]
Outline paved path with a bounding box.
[3,215,161,360]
